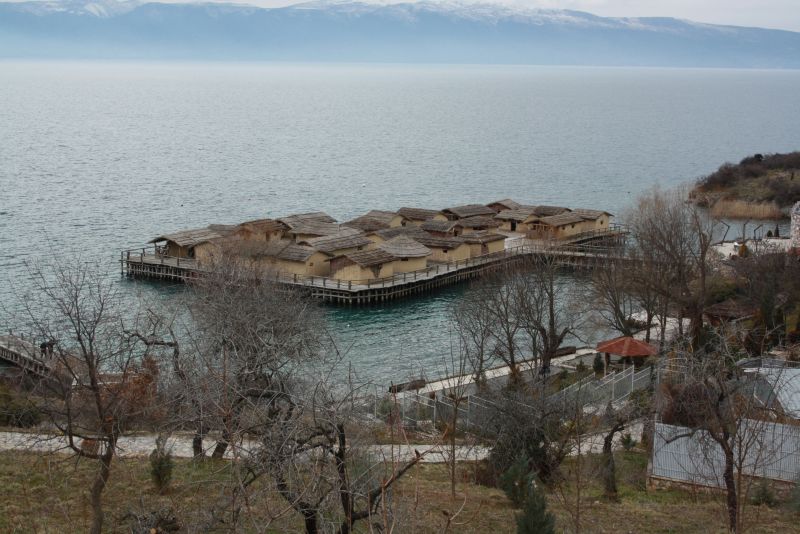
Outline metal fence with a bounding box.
[652,420,800,487]
[382,364,656,433]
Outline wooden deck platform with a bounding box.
[0,335,51,377]
[121,233,628,305]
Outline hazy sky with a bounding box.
[168,0,800,32]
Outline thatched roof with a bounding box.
[344,216,391,233]
[249,241,319,263]
[149,226,232,248]
[460,232,507,244]
[421,220,458,233]
[487,199,523,211]
[288,221,345,237]
[397,207,441,221]
[442,204,496,219]
[341,249,396,268]
[456,216,501,229]
[277,212,337,229]
[235,218,285,234]
[373,226,428,241]
[302,230,372,254]
[414,235,465,250]
[532,205,571,217]
[378,236,431,258]
[572,208,613,220]
[365,210,402,224]
[494,207,539,222]
[538,213,586,227]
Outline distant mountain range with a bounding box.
[2,0,800,67]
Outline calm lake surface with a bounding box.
[1,62,799,382]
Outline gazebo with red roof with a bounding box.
[596,336,658,368]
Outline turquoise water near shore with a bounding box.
[2,62,800,382]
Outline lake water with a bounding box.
[1,62,799,383]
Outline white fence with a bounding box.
[652,420,800,487]
[385,365,656,432]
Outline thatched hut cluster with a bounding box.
[147,198,613,282]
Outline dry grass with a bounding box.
[710,199,783,220]
[0,450,797,533]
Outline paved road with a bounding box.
[0,421,643,464]
[0,431,489,463]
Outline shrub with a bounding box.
[576,360,588,374]
[620,433,637,451]
[593,353,604,376]
[499,455,531,507]
[786,477,800,513]
[0,384,41,428]
[750,480,778,507]
[150,437,174,495]
[516,479,556,534]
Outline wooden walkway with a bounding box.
[0,335,51,377]
[121,235,628,305]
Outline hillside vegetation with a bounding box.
[691,152,800,217]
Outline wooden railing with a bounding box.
[121,235,627,290]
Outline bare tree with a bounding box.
[658,327,789,533]
[21,258,164,534]
[626,186,718,349]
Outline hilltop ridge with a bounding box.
[1,0,799,66]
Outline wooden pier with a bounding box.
[121,233,627,306]
[0,334,52,378]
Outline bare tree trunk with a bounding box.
[601,427,620,501]
[89,441,115,534]
[722,446,738,533]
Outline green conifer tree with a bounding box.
[516,480,556,534]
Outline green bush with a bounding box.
[620,433,637,451]
[499,455,531,507]
[516,479,556,534]
[0,384,41,428]
[150,440,174,495]
[593,353,604,375]
[750,480,778,507]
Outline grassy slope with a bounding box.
[691,152,800,209]
[0,450,796,533]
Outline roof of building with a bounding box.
[460,231,507,244]
[364,210,403,224]
[421,219,459,233]
[533,205,572,217]
[538,213,587,227]
[704,299,759,320]
[302,230,372,254]
[277,212,337,229]
[378,235,431,258]
[487,199,523,211]
[572,208,614,220]
[235,218,285,234]
[149,226,232,248]
[340,249,397,268]
[753,367,800,418]
[442,204,497,219]
[249,241,320,263]
[596,336,657,357]
[456,216,502,229]
[494,206,539,222]
[397,207,441,221]
[344,216,392,233]
[287,221,345,237]
[373,226,429,241]
[413,235,466,250]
